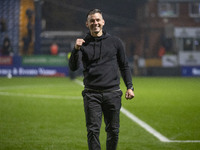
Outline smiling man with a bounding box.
[69,9,135,150]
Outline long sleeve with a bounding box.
[116,39,133,90]
[69,48,80,71]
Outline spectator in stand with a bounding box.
[158,45,166,58]
[1,36,13,56]
[0,18,7,33]
[50,43,58,55]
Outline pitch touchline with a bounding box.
[74,79,200,143]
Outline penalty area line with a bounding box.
[121,107,200,143]
[120,107,170,142]
[75,79,200,143]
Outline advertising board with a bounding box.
[182,66,200,76]
[0,56,69,77]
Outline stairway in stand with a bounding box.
[19,0,35,55]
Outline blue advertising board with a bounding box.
[0,56,69,77]
[0,66,68,77]
[182,66,200,77]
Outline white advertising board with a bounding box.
[162,55,178,67]
[179,52,200,66]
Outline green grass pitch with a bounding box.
[0,77,200,150]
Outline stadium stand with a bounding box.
[0,0,20,55]
[40,31,83,55]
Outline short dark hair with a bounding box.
[86,9,103,19]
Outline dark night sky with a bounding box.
[42,0,147,31]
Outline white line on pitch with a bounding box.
[74,79,84,86]
[121,107,200,143]
[0,84,67,90]
[75,79,200,143]
[170,140,200,143]
[120,107,171,142]
[0,91,82,100]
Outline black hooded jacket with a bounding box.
[69,32,133,91]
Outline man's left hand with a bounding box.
[125,89,135,100]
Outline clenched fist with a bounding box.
[75,39,85,50]
[125,89,135,100]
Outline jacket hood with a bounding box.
[83,31,110,43]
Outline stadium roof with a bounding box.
[159,0,200,2]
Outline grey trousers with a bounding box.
[82,90,122,150]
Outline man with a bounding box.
[69,9,134,150]
[2,36,13,56]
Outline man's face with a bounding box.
[86,13,105,37]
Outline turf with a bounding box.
[0,77,200,150]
